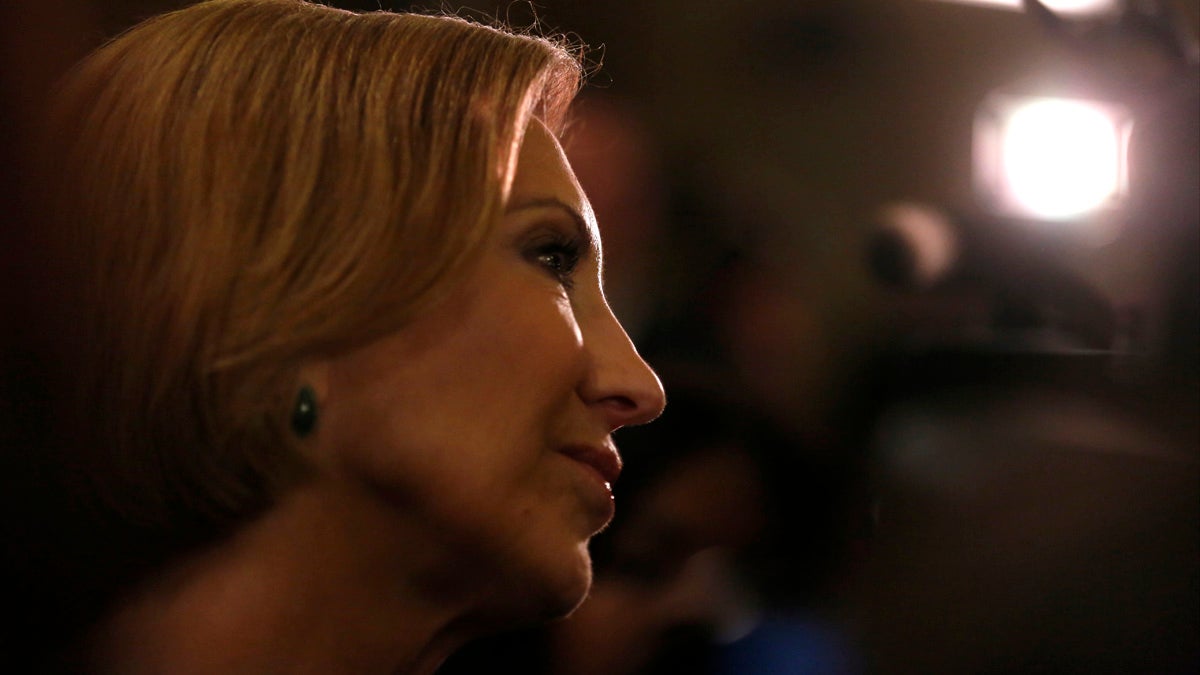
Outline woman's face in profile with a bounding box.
[305,120,665,618]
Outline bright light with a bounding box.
[926,0,1118,16]
[1003,99,1123,219]
[975,95,1130,221]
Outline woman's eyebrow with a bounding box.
[506,197,596,250]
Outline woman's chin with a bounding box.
[489,542,595,625]
[529,545,595,622]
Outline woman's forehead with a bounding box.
[511,120,599,239]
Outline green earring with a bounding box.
[291,386,317,438]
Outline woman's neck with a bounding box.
[83,483,484,674]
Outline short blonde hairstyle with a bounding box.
[46,0,582,540]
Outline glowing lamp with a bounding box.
[974,95,1132,221]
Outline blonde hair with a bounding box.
[46,0,582,539]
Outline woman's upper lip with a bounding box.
[559,443,622,485]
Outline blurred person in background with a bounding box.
[560,93,670,339]
[4,0,665,671]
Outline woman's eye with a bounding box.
[531,239,582,288]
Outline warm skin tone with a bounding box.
[89,120,666,674]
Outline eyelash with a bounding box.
[528,232,584,290]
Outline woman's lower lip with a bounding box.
[568,458,616,524]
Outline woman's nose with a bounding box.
[579,308,666,431]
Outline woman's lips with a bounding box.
[559,443,622,487]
